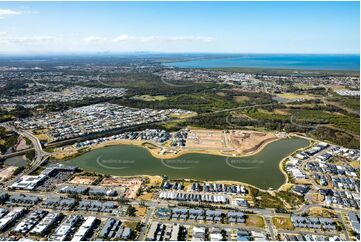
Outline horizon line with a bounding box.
[0,51,359,56]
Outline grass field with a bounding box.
[272,216,294,230]
[329,95,360,112]
[245,215,265,228]
[123,221,139,230]
[308,207,336,218]
[250,188,284,209]
[233,95,250,103]
[134,205,147,217]
[133,95,167,101]
[169,111,198,119]
[276,93,316,101]
[245,108,289,122]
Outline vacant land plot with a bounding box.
[133,95,167,101]
[308,207,336,218]
[274,109,289,115]
[233,96,250,103]
[100,177,143,199]
[69,175,99,185]
[272,216,294,230]
[186,129,224,150]
[33,129,50,141]
[229,130,277,154]
[185,129,277,156]
[138,192,154,201]
[276,93,316,101]
[0,166,17,182]
[134,205,147,217]
[146,175,163,188]
[245,215,265,228]
[169,111,197,119]
[35,133,49,142]
[15,137,31,151]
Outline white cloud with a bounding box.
[0,33,55,43]
[159,36,214,42]
[0,9,39,19]
[83,36,106,43]
[113,35,129,42]
[111,35,214,43]
[0,9,21,17]
[81,35,214,44]
[0,33,215,52]
[9,36,55,43]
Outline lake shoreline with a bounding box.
[53,132,282,161]
[60,136,310,190]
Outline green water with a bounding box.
[64,137,309,189]
[4,156,28,167]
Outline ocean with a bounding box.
[164,54,360,71]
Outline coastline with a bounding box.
[163,54,360,74]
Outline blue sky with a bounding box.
[0,1,359,53]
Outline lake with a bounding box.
[164,54,360,71]
[4,155,28,167]
[64,137,309,189]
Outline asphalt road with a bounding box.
[0,123,50,186]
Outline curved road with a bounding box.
[0,123,50,185]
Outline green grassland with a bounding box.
[0,127,19,154]
[328,95,360,112]
[115,89,274,113]
[132,95,167,102]
[272,216,294,230]
[291,109,359,134]
[249,188,303,209]
[245,108,289,122]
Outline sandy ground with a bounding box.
[0,166,17,182]
[185,129,279,155]
[68,175,98,185]
[146,175,163,187]
[33,129,50,142]
[272,216,294,230]
[134,205,147,217]
[276,93,316,101]
[100,177,143,199]
[15,137,31,151]
[53,129,281,161]
[138,192,154,201]
[278,183,294,192]
[308,207,336,218]
[229,130,277,154]
[49,130,311,192]
[245,215,265,228]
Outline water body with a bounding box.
[64,137,309,189]
[4,155,28,167]
[164,54,360,71]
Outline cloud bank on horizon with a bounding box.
[0,2,359,54]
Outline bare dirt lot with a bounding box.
[185,129,278,156]
[229,130,277,154]
[100,177,143,199]
[186,129,225,150]
[68,175,98,185]
[0,166,17,182]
